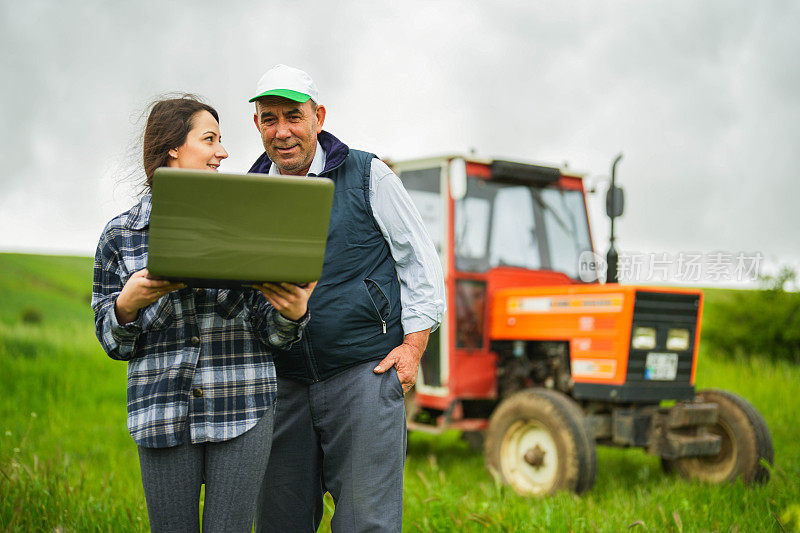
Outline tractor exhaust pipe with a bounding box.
[606,153,624,283]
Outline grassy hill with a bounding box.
[0,252,798,531]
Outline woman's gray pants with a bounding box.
[137,406,275,533]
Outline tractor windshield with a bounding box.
[454,176,592,279]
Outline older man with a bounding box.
[249,64,445,532]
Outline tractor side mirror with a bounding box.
[449,158,467,201]
[606,185,624,218]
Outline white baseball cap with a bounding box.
[248,64,319,104]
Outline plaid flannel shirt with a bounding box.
[92,194,308,448]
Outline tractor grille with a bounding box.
[624,291,700,385]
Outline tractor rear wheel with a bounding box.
[662,389,773,484]
[485,389,596,496]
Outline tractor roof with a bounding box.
[383,153,587,179]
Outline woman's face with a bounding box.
[168,110,228,171]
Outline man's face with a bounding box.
[253,97,326,176]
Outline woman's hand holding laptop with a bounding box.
[252,281,317,321]
[115,268,186,325]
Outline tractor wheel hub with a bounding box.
[524,444,546,467]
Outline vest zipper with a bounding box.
[365,278,389,335]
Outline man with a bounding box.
[249,64,446,532]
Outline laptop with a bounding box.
[147,167,334,288]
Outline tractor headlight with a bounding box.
[666,328,690,351]
[632,327,656,350]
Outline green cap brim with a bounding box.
[248,89,311,103]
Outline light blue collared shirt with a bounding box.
[268,143,446,334]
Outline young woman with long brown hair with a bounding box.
[92,95,313,532]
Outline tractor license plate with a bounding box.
[644,352,678,380]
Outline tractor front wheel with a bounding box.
[662,388,773,484]
[485,389,596,496]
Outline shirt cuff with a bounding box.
[402,314,439,336]
[108,295,142,339]
[265,308,310,349]
[273,309,310,327]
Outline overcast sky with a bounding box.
[1,1,798,286]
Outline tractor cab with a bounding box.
[392,156,594,412]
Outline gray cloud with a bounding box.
[1,1,798,276]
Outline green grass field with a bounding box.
[1,252,798,532]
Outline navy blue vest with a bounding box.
[249,131,404,383]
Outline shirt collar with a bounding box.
[125,194,152,230]
[268,142,325,177]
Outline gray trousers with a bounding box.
[137,406,275,533]
[255,360,407,533]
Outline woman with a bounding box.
[91,95,313,532]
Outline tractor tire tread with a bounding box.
[697,388,773,483]
[669,388,773,484]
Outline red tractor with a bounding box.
[388,154,773,496]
